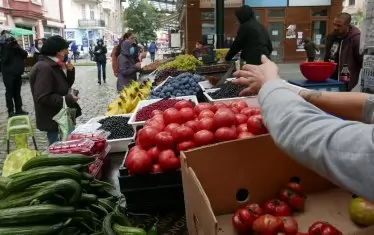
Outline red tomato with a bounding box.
[245,203,264,216]
[129,145,143,154]
[171,126,194,143]
[215,127,237,142]
[151,164,162,173]
[214,102,228,109]
[154,132,174,150]
[194,130,215,147]
[158,150,181,171]
[198,109,215,119]
[213,108,236,128]
[164,123,180,133]
[308,221,342,235]
[263,199,292,216]
[238,132,254,139]
[247,115,268,135]
[183,120,199,132]
[232,211,250,234]
[287,182,304,194]
[174,100,194,110]
[196,117,215,132]
[235,100,249,111]
[253,214,283,234]
[241,107,260,117]
[279,217,298,235]
[163,108,183,125]
[177,141,196,152]
[147,146,160,163]
[125,149,153,175]
[235,114,248,125]
[279,189,306,211]
[236,123,248,133]
[137,127,158,150]
[144,119,165,131]
[194,103,216,115]
[151,110,163,117]
[179,107,195,123]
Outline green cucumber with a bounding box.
[22,154,95,171]
[0,176,10,190]
[0,219,71,235]
[103,213,133,235]
[112,224,147,235]
[0,205,75,226]
[32,179,81,205]
[98,198,115,212]
[89,204,108,218]
[79,193,98,204]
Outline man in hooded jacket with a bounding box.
[225,5,273,65]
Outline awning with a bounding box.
[10,27,34,37]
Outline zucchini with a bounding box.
[22,155,95,171]
[5,166,81,195]
[112,224,147,235]
[0,204,75,226]
[0,219,70,235]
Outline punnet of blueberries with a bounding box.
[149,73,205,99]
[98,116,135,140]
[209,82,249,99]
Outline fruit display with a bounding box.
[124,101,268,175]
[98,116,135,140]
[135,99,189,122]
[0,154,155,234]
[67,131,109,156]
[215,49,230,62]
[142,58,172,72]
[157,54,202,72]
[232,178,343,235]
[208,81,249,99]
[149,73,205,99]
[154,68,186,85]
[349,195,374,226]
[106,80,152,116]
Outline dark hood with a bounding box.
[347,26,360,40]
[235,5,254,24]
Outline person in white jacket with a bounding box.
[233,55,374,201]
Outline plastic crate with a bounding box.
[128,95,199,127]
[203,89,259,107]
[86,114,136,153]
[118,143,184,213]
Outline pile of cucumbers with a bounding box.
[0,154,157,235]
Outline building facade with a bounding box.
[39,0,64,38]
[343,0,364,26]
[63,0,122,49]
[181,0,344,63]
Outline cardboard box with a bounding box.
[181,135,374,235]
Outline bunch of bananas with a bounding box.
[106,80,152,116]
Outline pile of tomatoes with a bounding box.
[232,179,342,235]
[125,100,268,175]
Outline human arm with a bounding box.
[66,67,75,86]
[102,46,107,55]
[259,79,374,201]
[225,26,245,61]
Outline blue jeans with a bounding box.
[150,52,155,62]
[97,61,106,82]
[47,132,59,146]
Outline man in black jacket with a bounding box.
[94,39,107,85]
[225,5,273,65]
[1,36,28,117]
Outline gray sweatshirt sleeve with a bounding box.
[258,80,374,200]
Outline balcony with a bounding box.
[78,19,105,28]
[74,0,102,3]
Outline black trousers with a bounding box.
[2,73,23,113]
[307,57,315,62]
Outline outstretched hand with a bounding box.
[232,55,280,95]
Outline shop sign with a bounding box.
[288,0,331,6]
[200,0,242,8]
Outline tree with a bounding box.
[123,0,161,45]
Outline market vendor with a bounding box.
[192,41,208,60]
[233,55,374,201]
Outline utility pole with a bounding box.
[215,0,224,49]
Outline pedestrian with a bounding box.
[225,5,273,65]
[303,37,319,62]
[193,40,208,59]
[112,33,129,77]
[1,36,28,118]
[29,35,81,146]
[148,41,157,62]
[117,36,141,92]
[94,39,107,85]
[33,38,46,62]
[89,44,94,61]
[233,55,374,201]
[71,41,78,63]
[324,12,362,91]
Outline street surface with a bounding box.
[0,60,302,171]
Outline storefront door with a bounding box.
[268,22,284,63]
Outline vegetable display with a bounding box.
[208,82,248,99]
[149,73,205,99]
[0,153,156,235]
[135,99,188,121]
[125,101,268,175]
[98,116,135,140]
[231,178,343,235]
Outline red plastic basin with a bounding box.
[300,62,337,82]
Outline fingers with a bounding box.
[239,87,254,96]
[232,77,250,86]
[261,55,269,64]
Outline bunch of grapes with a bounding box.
[158,55,202,72]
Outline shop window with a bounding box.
[201,12,214,21]
[89,5,95,20]
[267,10,285,18]
[349,0,355,6]
[311,8,328,17]
[81,4,86,19]
[312,21,327,46]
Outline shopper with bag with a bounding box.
[29,35,81,145]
